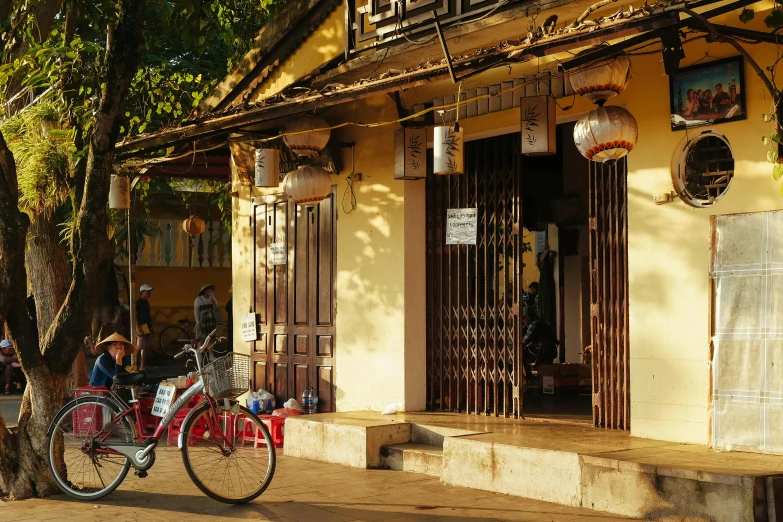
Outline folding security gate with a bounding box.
[425,133,523,417]
[588,159,630,430]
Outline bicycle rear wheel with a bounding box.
[47,396,135,501]
[159,325,190,358]
[180,403,275,504]
[212,323,230,355]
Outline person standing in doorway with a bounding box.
[194,284,220,348]
[135,284,154,371]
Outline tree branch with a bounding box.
[683,7,776,98]
[567,0,619,29]
[44,0,147,370]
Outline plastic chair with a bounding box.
[240,415,285,448]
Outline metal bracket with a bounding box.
[433,11,457,84]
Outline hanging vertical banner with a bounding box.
[446,208,478,245]
[269,242,287,265]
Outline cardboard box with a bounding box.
[537,364,581,395]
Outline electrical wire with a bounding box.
[342,174,357,214]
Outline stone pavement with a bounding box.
[0,447,634,521]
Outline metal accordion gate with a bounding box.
[588,158,630,430]
[425,133,522,417]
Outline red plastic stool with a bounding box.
[239,414,285,448]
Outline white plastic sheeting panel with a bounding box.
[711,210,783,452]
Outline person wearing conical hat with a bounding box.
[194,284,220,342]
[89,332,135,388]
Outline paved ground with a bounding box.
[0,448,632,521]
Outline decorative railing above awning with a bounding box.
[116,219,231,269]
[348,0,527,55]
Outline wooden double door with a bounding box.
[252,192,337,412]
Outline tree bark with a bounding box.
[0,0,147,499]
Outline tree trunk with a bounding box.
[0,0,147,499]
[26,212,70,341]
[26,212,89,390]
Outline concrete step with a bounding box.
[411,423,479,446]
[380,442,443,477]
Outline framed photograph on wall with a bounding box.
[669,56,745,131]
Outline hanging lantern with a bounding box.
[183,216,206,236]
[520,96,556,155]
[433,123,464,175]
[282,115,331,157]
[255,148,281,187]
[229,141,255,185]
[109,174,130,210]
[573,106,638,164]
[569,55,633,106]
[282,165,332,206]
[394,127,427,180]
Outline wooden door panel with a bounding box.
[317,197,335,326]
[273,334,287,355]
[294,364,309,400]
[294,208,311,326]
[317,365,334,413]
[254,362,267,392]
[274,363,289,400]
[294,335,308,355]
[317,336,333,357]
[254,193,336,411]
[273,202,289,325]
[254,333,267,355]
[255,204,268,326]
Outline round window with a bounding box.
[671,130,735,207]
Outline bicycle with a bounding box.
[46,329,275,504]
[158,318,229,358]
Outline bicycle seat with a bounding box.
[113,371,147,386]
[178,319,189,325]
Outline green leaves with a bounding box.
[768,150,779,164]
[774,163,783,181]
[765,8,783,29]
[739,8,755,24]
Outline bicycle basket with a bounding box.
[202,353,251,401]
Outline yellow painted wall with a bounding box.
[251,6,345,101]
[620,38,779,445]
[229,0,782,440]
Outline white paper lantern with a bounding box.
[573,106,638,164]
[520,96,556,156]
[282,165,332,206]
[569,55,633,106]
[109,174,130,209]
[282,115,331,157]
[433,124,464,175]
[255,148,280,187]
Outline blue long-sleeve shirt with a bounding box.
[89,352,120,388]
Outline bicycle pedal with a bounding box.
[135,470,148,478]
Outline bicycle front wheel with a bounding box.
[47,396,135,501]
[180,403,276,504]
[159,325,190,358]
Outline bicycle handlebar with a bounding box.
[172,329,219,361]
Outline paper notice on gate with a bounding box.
[446,208,478,245]
[269,242,287,265]
[152,383,177,417]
